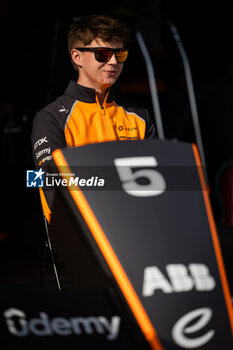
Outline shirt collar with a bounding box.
[64,80,115,103]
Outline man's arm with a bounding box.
[144,110,157,139]
[31,109,66,221]
[31,109,66,168]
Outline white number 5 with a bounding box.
[114,156,166,197]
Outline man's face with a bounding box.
[74,38,124,90]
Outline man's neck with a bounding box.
[76,79,110,105]
[96,88,108,105]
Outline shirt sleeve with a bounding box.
[144,110,157,139]
[31,109,66,168]
[31,109,66,221]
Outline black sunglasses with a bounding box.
[75,47,128,63]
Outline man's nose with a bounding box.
[108,52,118,64]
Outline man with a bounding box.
[31,14,156,223]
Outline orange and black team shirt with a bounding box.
[31,80,156,222]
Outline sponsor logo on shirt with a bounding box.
[34,137,48,150]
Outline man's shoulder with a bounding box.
[114,96,156,138]
[34,93,75,125]
[38,94,74,116]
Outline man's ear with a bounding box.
[71,49,82,68]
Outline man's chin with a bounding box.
[106,75,119,85]
[100,79,116,89]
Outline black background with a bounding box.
[1,0,233,338]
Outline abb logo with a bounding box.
[142,263,216,296]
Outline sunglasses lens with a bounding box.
[94,48,128,63]
[116,50,128,63]
[95,49,112,62]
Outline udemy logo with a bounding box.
[3,308,121,340]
